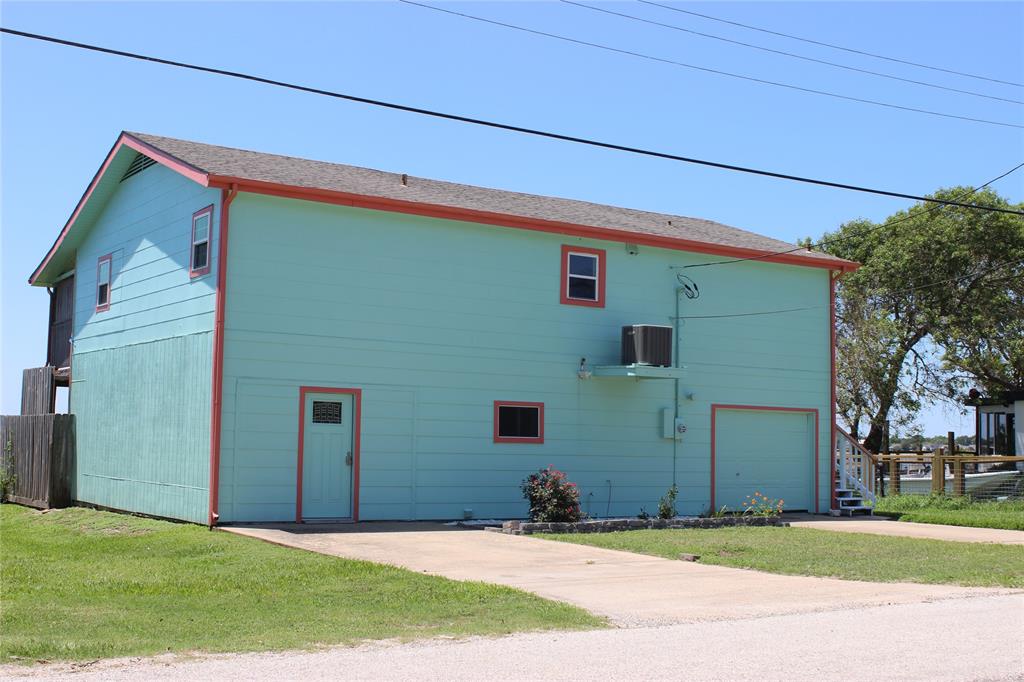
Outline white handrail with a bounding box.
[834,428,877,505]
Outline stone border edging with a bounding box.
[495,516,788,535]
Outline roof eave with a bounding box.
[29,132,211,286]
[207,174,860,273]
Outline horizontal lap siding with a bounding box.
[220,194,831,521]
[71,164,218,522]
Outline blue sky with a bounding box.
[2,1,1022,436]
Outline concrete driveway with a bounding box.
[787,514,1024,544]
[223,523,1013,626]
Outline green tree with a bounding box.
[821,187,1024,452]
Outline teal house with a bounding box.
[29,132,857,525]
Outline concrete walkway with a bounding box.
[223,523,1014,627]
[787,514,1024,544]
[6,594,1022,681]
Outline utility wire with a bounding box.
[639,0,1024,89]
[3,26,1023,216]
[679,257,1024,319]
[561,0,1023,106]
[398,0,1023,130]
[677,161,1024,270]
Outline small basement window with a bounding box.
[190,205,214,277]
[95,254,112,312]
[494,401,544,443]
[560,245,605,308]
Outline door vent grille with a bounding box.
[312,401,343,424]
[120,153,156,182]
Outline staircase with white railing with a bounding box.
[834,427,877,516]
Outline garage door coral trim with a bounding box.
[710,404,820,514]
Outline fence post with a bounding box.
[932,447,945,494]
[949,432,965,497]
[889,456,900,495]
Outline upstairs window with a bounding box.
[190,206,214,277]
[560,245,605,308]
[95,254,112,312]
[494,401,544,443]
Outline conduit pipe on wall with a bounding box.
[672,286,686,491]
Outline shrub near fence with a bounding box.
[0,414,75,509]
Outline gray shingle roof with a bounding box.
[129,132,851,268]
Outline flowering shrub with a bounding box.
[520,466,582,522]
[742,491,784,517]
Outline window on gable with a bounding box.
[560,245,605,308]
[95,255,112,312]
[190,206,214,277]
[494,401,544,443]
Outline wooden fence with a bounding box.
[0,414,75,509]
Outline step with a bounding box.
[834,506,874,517]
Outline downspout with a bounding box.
[208,184,238,527]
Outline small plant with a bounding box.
[637,507,651,520]
[742,491,784,517]
[1,431,15,503]
[657,484,678,519]
[520,466,582,522]
[706,505,731,518]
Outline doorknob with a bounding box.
[345,452,353,466]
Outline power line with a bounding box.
[639,0,1024,89]
[561,0,1023,106]
[679,257,1024,320]
[677,161,1024,270]
[398,0,1023,130]
[2,26,1023,215]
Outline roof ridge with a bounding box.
[126,131,816,257]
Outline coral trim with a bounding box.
[494,401,545,444]
[94,253,112,312]
[189,205,214,278]
[560,244,606,308]
[205,176,858,273]
[30,132,211,286]
[296,386,363,522]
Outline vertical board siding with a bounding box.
[73,334,211,523]
[219,193,833,521]
[69,162,218,523]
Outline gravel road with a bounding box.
[6,593,1021,681]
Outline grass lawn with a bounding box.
[873,495,1024,531]
[545,526,1024,587]
[0,505,602,662]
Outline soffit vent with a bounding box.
[120,153,157,182]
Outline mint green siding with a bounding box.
[218,194,833,521]
[71,163,219,523]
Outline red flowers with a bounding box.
[521,466,582,522]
